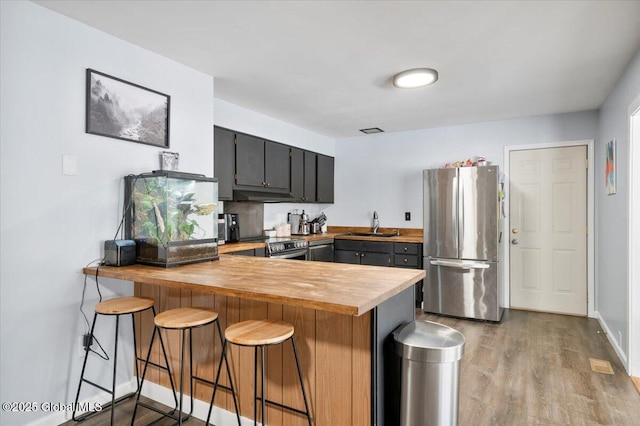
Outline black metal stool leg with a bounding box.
[291,336,312,425]
[254,346,258,426]
[153,307,179,409]
[206,321,241,426]
[189,327,195,418]
[179,328,186,426]
[261,345,266,426]
[72,314,98,421]
[109,315,119,426]
[131,325,157,425]
[131,314,141,393]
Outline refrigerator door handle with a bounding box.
[429,259,491,269]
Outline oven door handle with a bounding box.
[271,250,308,259]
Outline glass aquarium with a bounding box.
[124,171,219,267]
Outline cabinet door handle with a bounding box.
[355,252,359,257]
[404,247,408,252]
[403,258,408,263]
[266,182,271,187]
[262,181,266,187]
[361,253,365,257]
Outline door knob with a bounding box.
[512,227,519,234]
[511,238,519,245]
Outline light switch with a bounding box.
[62,155,77,175]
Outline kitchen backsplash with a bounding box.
[264,203,332,232]
[220,202,333,237]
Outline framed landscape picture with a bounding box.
[86,69,170,147]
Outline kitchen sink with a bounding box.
[347,232,398,238]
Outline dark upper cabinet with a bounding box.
[235,133,266,187]
[264,141,290,191]
[303,151,317,202]
[214,126,235,200]
[290,149,334,203]
[235,134,290,192]
[290,147,304,200]
[214,125,333,202]
[316,154,334,203]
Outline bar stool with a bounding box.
[73,296,174,426]
[132,307,240,426]
[217,319,312,426]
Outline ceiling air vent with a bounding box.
[359,127,384,134]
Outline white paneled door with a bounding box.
[510,146,587,315]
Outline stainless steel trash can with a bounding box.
[393,320,465,426]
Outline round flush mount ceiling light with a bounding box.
[392,68,438,89]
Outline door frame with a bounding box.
[628,95,640,376]
[503,140,595,317]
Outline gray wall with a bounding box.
[329,111,599,228]
[596,48,640,361]
[0,2,215,425]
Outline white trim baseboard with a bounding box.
[596,310,629,369]
[26,379,251,426]
[140,380,252,425]
[26,380,137,426]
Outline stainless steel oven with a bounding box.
[266,238,309,260]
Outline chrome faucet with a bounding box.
[372,211,379,233]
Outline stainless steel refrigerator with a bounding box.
[423,166,504,321]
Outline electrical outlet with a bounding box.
[405,212,411,221]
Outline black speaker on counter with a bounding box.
[104,240,136,266]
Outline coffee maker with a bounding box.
[289,210,310,235]
[223,213,240,242]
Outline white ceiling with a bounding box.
[35,0,640,139]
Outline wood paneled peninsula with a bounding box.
[83,255,424,425]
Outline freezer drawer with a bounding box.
[424,259,503,321]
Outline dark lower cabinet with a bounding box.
[230,247,266,257]
[393,243,423,308]
[335,239,424,306]
[334,240,393,267]
[308,243,334,262]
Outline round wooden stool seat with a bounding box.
[154,307,218,329]
[225,319,295,346]
[94,296,155,315]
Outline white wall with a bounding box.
[0,2,214,425]
[596,48,640,367]
[214,98,335,228]
[330,111,599,229]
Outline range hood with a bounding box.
[232,189,294,202]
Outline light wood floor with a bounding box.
[62,309,640,425]
[419,309,640,425]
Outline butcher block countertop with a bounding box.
[83,255,424,316]
[218,241,267,254]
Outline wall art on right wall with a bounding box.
[606,138,616,195]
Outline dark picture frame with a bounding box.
[86,69,170,147]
